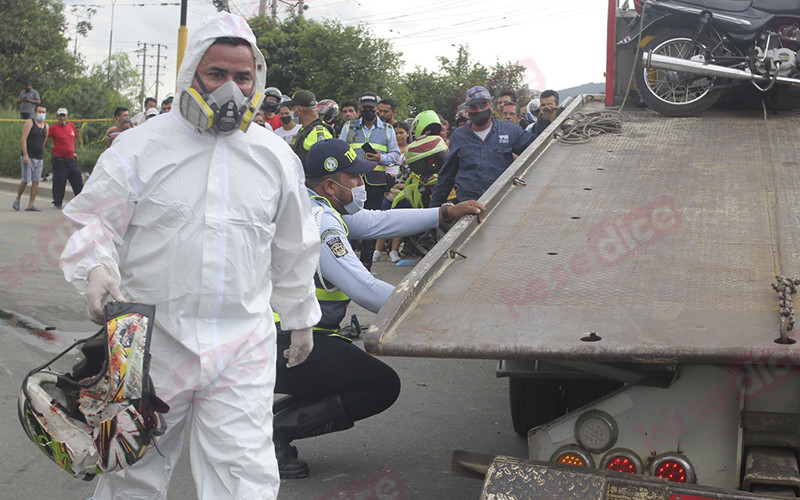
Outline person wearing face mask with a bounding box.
[430,85,537,207]
[262,86,284,130]
[14,103,48,211]
[288,89,335,165]
[58,12,321,499]
[274,102,301,143]
[339,91,401,270]
[272,138,486,479]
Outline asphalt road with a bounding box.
[0,185,527,500]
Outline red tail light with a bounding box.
[601,448,642,474]
[634,0,643,14]
[650,453,695,483]
[607,456,638,474]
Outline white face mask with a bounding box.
[333,180,366,214]
[36,113,46,122]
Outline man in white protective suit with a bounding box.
[58,12,321,500]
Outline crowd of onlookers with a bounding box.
[13,78,555,216]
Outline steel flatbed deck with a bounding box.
[365,96,800,365]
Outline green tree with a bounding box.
[0,0,84,104]
[249,16,403,104]
[250,15,307,94]
[401,67,449,118]
[437,45,489,117]
[297,19,403,102]
[486,60,531,104]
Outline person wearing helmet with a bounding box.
[58,12,321,499]
[317,98,340,135]
[526,97,540,123]
[430,85,538,207]
[262,86,283,130]
[411,109,442,141]
[288,89,335,165]
[273,139,486,479]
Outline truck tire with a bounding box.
[635,29,723,117]
[566,379,625,411]
[509,378,567,437]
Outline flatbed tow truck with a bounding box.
[364,94,800,499]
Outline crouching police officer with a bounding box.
[273,139,485,478]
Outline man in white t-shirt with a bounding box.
[273,102,300,143]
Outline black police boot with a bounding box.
[274,435,309,479]
[273,395,354,479]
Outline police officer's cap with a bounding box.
[305,139,377,179]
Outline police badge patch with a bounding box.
[325,236,348,258]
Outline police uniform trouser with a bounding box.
[275,332,400,422]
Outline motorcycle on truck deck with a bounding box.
[365,94,800,499]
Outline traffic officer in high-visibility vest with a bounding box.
[288,89,335,165]
[273,138,486,479]
[339,91,401,270]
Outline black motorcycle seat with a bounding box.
[691,0,752,13]
[752,0,800,14]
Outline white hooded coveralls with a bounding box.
[59,12,321,500]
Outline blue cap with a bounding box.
[304,139,377,178]
[465,85,492,106]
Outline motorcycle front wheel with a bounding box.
[635,29,722,116]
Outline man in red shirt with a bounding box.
[46,108,83,209]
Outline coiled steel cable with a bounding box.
[554,110,624,144]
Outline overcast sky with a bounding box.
[62,0,610,106]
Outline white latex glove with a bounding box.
[86,266,126,324]
[284,327,313,368]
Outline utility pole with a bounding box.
[259,0,267,16]
[155,44,166,103]
[271,0,277,19]
[137,42,168,107]
[298,0,305,16]
[139,42,147,108]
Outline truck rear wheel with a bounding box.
[509,378,567,437]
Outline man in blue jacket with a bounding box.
[430,85,537,206]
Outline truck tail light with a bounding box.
[551,445,594,468]
[601,448,643,474]
[650,453,695,483]
[574,410,618,452]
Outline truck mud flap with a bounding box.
[480,455,776,500]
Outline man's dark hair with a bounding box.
[36,104,46,112]
[498,89,518,102]
[540,89,560,105]
[379,98,396,111]
[162,96,173,107]
[145,97,157,106]
[212,37,250,47]
[114,106,129,118]
[278,102,292,112]
[341,100,358,111]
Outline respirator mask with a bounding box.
[180,73,264,133]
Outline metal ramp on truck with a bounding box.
[365,96,800,365]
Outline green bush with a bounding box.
[0,106,109,178]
